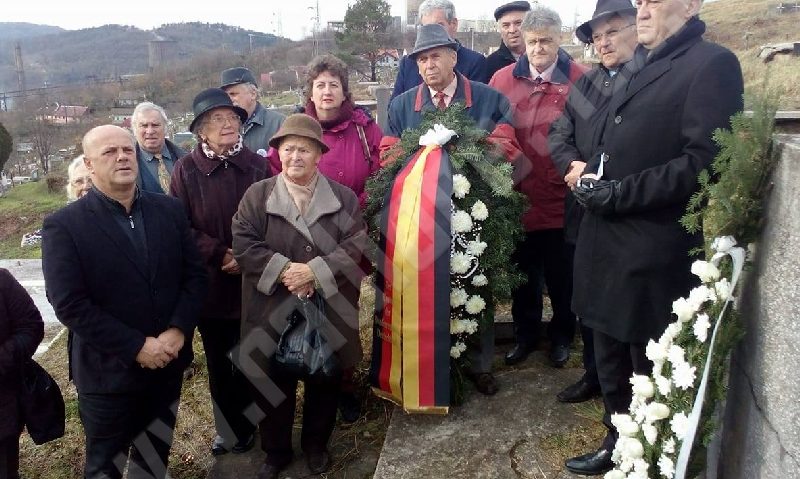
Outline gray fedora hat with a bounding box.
[220,67,258,89]
[576,0,637,44]
[410,24,459,59]
[189,88,248,133]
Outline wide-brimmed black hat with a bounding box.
[189,88,248,133]
[410,24,459,59]
[494,1,530,21]
[268,113,329,154]
[220,67,258,89]
[576,0,637,44]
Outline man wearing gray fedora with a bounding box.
[380,23,522,396]
[220,67,285,156]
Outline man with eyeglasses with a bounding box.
[486,1,531,79]
[220,67,285,156]
[564,0,743,474]
[489,5,587,371]
[547,0,638,412]
[132,102,186,194]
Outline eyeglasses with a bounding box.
[591,24,636,43]
[205,114,241,126]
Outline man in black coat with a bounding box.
[548,0,638,405]
[485,1,530,80]
[42,125,207,479]
[565,0,744,475]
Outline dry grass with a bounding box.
[702,0,800,109]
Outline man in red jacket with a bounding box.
[489,5,587,368]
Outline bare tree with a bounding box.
[30,118,55,175]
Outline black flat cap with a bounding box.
[410,24,459,59]
[189,88,248,133]
[576,0,637,44]
[220,67,258,89]
[494,1,531,21]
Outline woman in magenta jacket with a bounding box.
[269,54,382,209]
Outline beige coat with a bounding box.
[232,174,366,376]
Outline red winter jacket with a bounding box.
[490,50,587,231]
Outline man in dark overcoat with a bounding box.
[565,0,744,475]
[42,125,207,479]
[548,0,639,404]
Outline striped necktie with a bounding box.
[434,91,447,110]
[154,154,170,193]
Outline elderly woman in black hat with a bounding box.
[169,88,272,457]
[232,113,367,479]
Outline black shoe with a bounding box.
[232,432,256,454]
[549,343,571,368]
[256,462,286,479]
[338,391,362,423]
[557,379,602,403]
[470,372,499,396]
[307,450,332,474]
[211,435,229,456]
[564,447,613,476]
[504,343,533,365]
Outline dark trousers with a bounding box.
[253,370,341,466]
[511,229,576,348]
[594,329,652,447]
[199,318,256,445]
[78,376,182,479]
[0,434,20,479]
[565,241,599,387]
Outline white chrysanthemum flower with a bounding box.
[672,361,697,390]
[663,437,676,454]
[471,200,489,220]
[670,411,690,439]
[631,374,655,399]
[450,319,468,334]
[450,288,468,307]
[667,344,685,365]
[642,424,658,445]
[450,252,472,275]
[662,322,683,343]
[466,240,487,257]
[465,295,486,315]
[672,297,697,323]
[450,341,467,358]
[633,458,649,474]
[628,470,649,479]
[693,312,711,343]
[655,375,672,397]
[622,437,644,459]
[645,402,671,422]
[658,454,675,478]
[452,210,473,233]
[715,277,732,301]
[452,174,471,199]
[471,274,488,287]
[688,284,716,309]
[464,319,479,335]
[691,259,721,283]
[646,339,669,362]
[712,235,737,253]
[604,471,626,479]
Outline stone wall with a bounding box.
[714,135,800,478]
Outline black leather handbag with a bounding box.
[20,359,66,445]
[273,295,341,377]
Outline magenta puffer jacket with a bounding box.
[269,105,382,208]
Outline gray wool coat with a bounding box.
[232,174,367,376]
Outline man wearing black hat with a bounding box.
[547,0,638,407]
[486,1,531,80]
[220,67,285,156]
[380,23,522,397]
[564,0,744,474]
[390,0,488,99]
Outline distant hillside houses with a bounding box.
[39,104,90,125]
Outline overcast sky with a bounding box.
[7,0,595,41]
